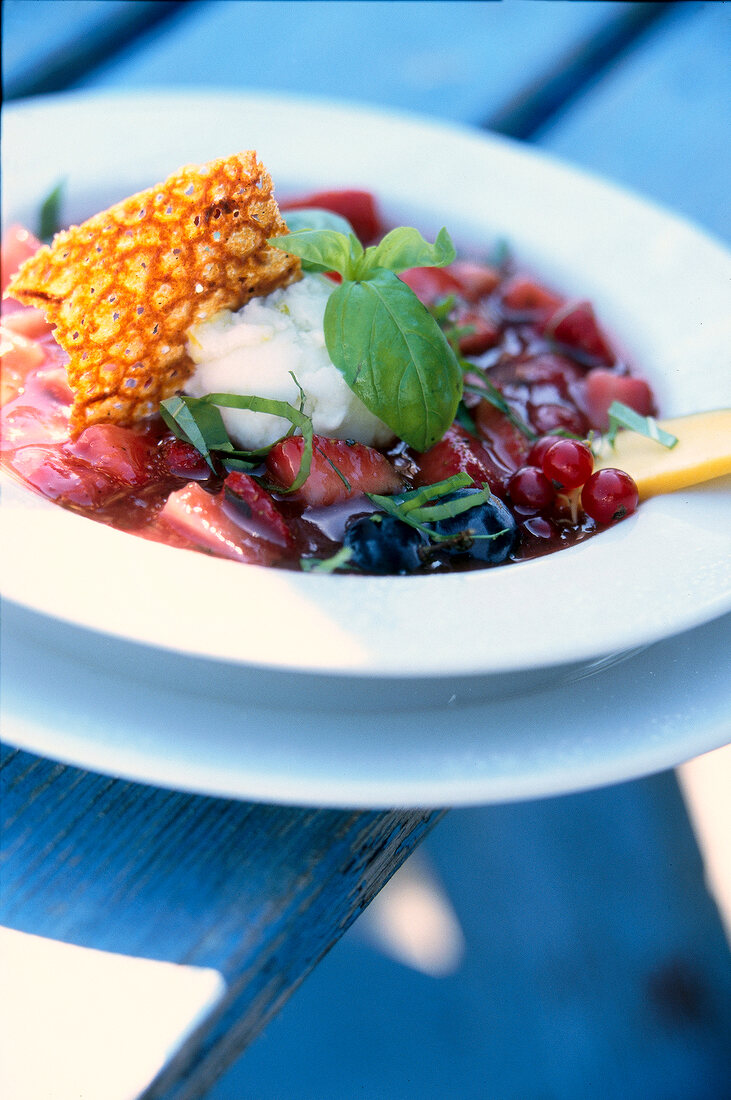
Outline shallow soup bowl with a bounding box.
[2,92,730,806]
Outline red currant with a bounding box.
[507,465,555,510]
[526,435,559,468]
[581,468,639,525]
[541,438,594,490]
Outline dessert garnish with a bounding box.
[5,162,727,576]
[268,222,462,450]
[6,152,300,435]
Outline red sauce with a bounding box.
[1,203,655,574]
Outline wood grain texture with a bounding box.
[2,0,194,100]
[39,0,639,126]
[0,745,443,1097]
[537,1,731,241]
[2,2,729,1096]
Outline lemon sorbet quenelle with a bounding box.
[3,151,677,575]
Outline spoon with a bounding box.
[594,408,731,499]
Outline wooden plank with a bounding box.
[0,745,443,1098]
[2,0,193,101]
[210,773,731,1099]
[536,1,731,241]
[78,0,638,126]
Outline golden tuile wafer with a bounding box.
[5,151,301,435]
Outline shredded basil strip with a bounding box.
[404,490,492,525]
[160,392,314,491]
[463,368,537,442]
[368,473,494,540]
[369,472,474,515]
[606,401,678,449]
[38,179,65,241]
[300,546,354,573]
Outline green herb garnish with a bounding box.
[367,472,492,540]
[269,225,462,451]
[606,400,678,449]
[160,389,314,491]
[38,179,65,241]
[462,364,537,442]
[300,546,354,573]
[282,207,355,237]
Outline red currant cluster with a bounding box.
[507,437,639,525]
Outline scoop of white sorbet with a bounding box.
[185,274,393,451]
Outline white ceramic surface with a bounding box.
[2,598,730,807]
[2,92,730,804]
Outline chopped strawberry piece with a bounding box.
[528,402,588,437]
[1,364,72,449]
[546,301,615,366]
[413,422,518,496]
[1,399,69,450]
[224,471,293,548]
[399,266,464,305]
[266,435,402,507]
[0,325,46,403]
[9,445,120,508]
[281,189,383,243]
[159,437,211,480]
[1,225,43,294]
[457,310,500,356]
[1,305,54,340]
[511,353,584,390]
[68,425,160,488]
[501,276,563,319]
[449,261,501,301]
[158,483,280,565]
[581,368,655,431]
[473,401,531,474]
[7,423,161,507]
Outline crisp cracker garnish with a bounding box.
[5,151,300,434]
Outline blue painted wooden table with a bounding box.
[2,3,730,1097]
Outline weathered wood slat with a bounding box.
[2,0,194,101]
[2,3,729,1097]
[211,773,731,1099]
[0,744,442,1096]
[536,1,731,241]
[75,0,641,127]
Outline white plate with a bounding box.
[2,598,729,807]
[2,91,730,803]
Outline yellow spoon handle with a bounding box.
[594,409,731,500]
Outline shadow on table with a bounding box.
[212,770,731,1100]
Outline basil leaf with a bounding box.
[606,400,678,449]
[408,488,491,525]
[222,456,261,472]
[160,392,315,491]
[324,269,462,451]
[160,395,231,470]
[367,474,479,538]
[38,179,65,241]
[356,226,455,278]
[463,365,537,442]
[283,207,354,236]
[267,228,355,275]
[204,392,314,491]
[300,546,354,573]
[368,473,474,515]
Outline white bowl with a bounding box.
[2,92,730,804]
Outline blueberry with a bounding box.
[344,513,427,575]
[432,488,518,564]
